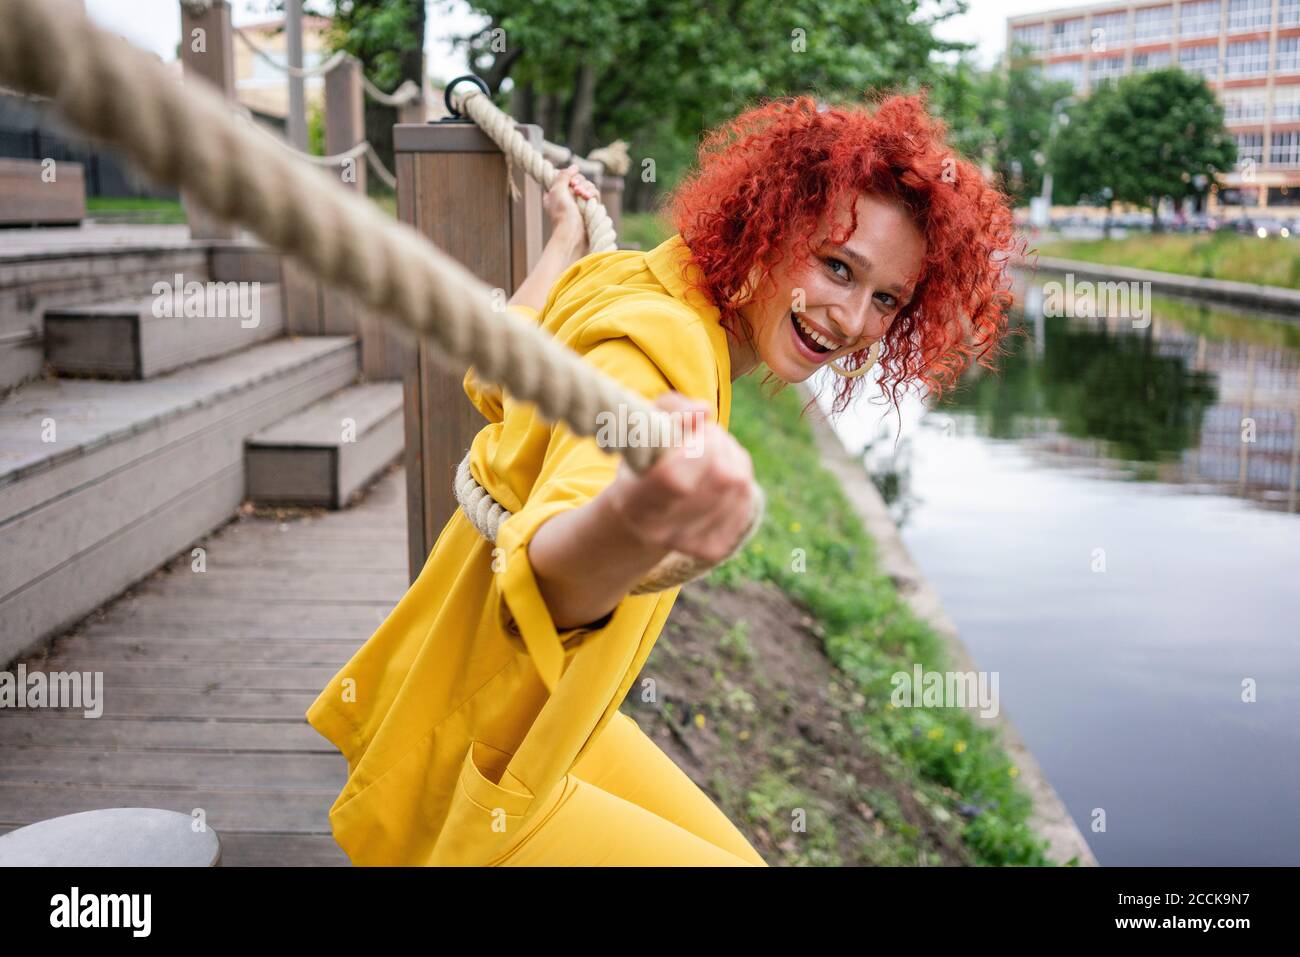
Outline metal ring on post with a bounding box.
[442,74,491,120]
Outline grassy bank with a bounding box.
[1037,232,1300,289]
[623,212,1057,865]
[716,379,1053,865]
[85,196,186,224]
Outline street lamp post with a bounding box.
[1036,94,1075,230]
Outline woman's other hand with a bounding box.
[507,164,599,312]
[543,164,597,254]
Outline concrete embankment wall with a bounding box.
[1025,254,1300,318]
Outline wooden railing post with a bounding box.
[397,80,428,125]
[324,57,366,195]
[316,57,366,342]
[600,172,624,240]
[394,121,544,581]
[179,0,239,240]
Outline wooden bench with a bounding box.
[0,158,86,227]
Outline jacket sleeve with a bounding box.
[490,297,722,692]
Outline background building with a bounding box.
[233,15,332,122]
[1008,0,1300,210]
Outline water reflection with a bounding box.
[813,269,1300,866]
[837,271,1300,517]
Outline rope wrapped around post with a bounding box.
[0,0,764,593]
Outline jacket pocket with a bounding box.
[431,739,536,866]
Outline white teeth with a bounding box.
[794,313,837,350]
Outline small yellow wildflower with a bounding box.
[954,740,967,754]
[694,713,706,729]
[1008,766,1020,779]
[789,521,802,533]
[927,727,943,741]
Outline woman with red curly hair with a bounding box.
[307,92,1019,867]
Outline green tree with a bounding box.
[327,0,426,190]
[444,0,969,211]
[928,46,1073,206]
[1049,68,1236,226]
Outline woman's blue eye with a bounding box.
[876,292,897,308]
[826,257,850,280]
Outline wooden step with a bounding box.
[44,282,284,378]
[245,381,404,508]
[0,335,360,667]
[0,225,213,391]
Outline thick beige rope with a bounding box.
[453,88,619,255]
[0,0,762,593]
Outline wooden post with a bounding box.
[397,81,427,125]
[394,121,544,581]
[600,173,624,242]
[285,0,307,151]
[317,57,366,341]
[179,0,239,241]
[325,57,366,195]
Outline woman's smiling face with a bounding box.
[731,190,927,383]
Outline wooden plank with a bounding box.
[214,832,349,866]
[209,244,281,283]
[278,254,323,335]
[77,597,393,626]
[5,688,322,721]
[37,635,364,665]
[0,783,336,833]
[0,750,345,790]
[0,715,333,752]
[21,659,341,691]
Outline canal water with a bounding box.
[814,269,1300,866]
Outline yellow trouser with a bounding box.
[494,711,768,866]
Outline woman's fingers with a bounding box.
[559,163,598,201]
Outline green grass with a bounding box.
[1038,232,1300,289]
[85,196,186,224]
[619,210,675,251]
[714,379,1055,866]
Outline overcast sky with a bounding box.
[85,0,1062,79]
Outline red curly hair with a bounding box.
[665,90,1025,416]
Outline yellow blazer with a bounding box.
[305,233,733,865]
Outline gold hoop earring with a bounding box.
[829,340,881,379]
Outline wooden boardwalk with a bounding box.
[0,466,409,866]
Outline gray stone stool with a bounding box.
[0,808,221,866]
